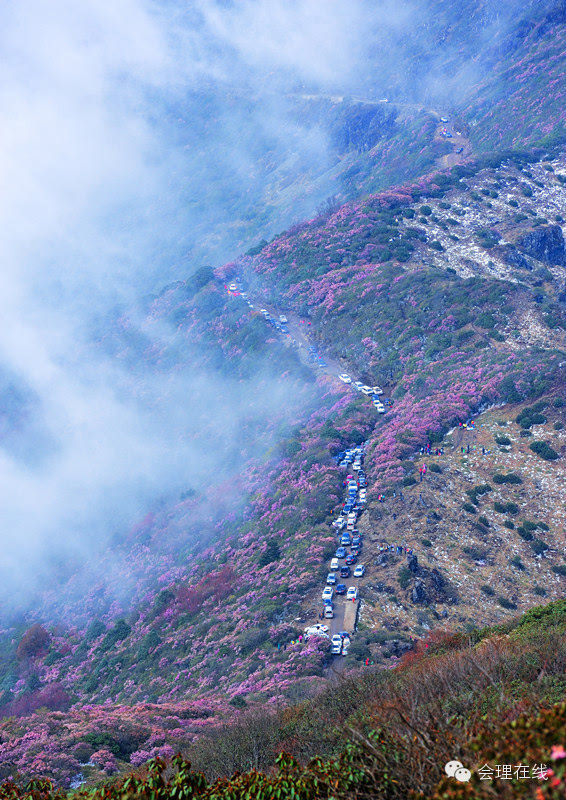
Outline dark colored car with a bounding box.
[345,554,358,565]
[352,536,362,547]
[335,584,347,595]
[335,547,347,559]
[340,566,351,578]
[350,546,360,557]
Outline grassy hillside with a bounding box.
[1,599,565,797]
[0,142,564,786]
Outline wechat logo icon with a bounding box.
[445,760,471,782]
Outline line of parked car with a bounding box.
[319,445,370,656]
[227,280,291,335]
[338,374,394,413]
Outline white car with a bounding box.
[322,587,334,601]
[347,512,357,521]
[376,406,386,414]
[339,374,352,384]
[353,565,366,578]
[353,381,364,391]
[327,573,337,585]
[331,558,339,571]
[228,282,238,291]
[359,489,367,499]
[324,606,334,619]
[346,586,358,601]
[279,315,287,323]
[331,634,342,654]
[361,386,373,396]
[372,386,383,395]
[332,517,346,530]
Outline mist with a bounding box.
[0,0,551,619]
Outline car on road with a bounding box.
[339,374,352,384]
[327,573,337,585]
[361,386,373,395]
[228,282,238,291]
[305,624,329,637]
[440,116,449,122]
[345,554,358,565]
[331,634,343,654]
[322,587,334,601]
[335,583,347,595]
[342,638,350,656]
[372,386,383,395]
[350,546,360,557]
[353,381,364,391]
[318,360,327,368]
[352,535,362,546]
[346,586,359,600]
[455,147,464,154]
[335,547,347,559]
[279,315,287,323]
[359,490,367,500]
[340,533,352,546]
[330,558,339,571]
[324,605,334,618]
[354,565,366,577]
[340,566,351,578]
[332,517,345,531]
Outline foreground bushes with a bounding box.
[2,601,565,799]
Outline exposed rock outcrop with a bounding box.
[515,225,566,266]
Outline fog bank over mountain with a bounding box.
[0,0,558,616]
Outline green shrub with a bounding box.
[510,556,525,570]
[553,397,564,408]
[421,539,432,548]
[493,472,522,484]
[428,463,442,473]
[530,539,549,555]
[462,502,477,514]
[495,434,511,446]
[100,619,131,652]
[529,440,559,460]
[403,476,417,486]
[476,312,496,329]
[397,566,413,590]
[481,585,495,596]
[498,597,517,610]
[429,240,443,251]
[259,540,281,567]
[478,516,490,528]
[554,421,563,430]
[508,199,519,207]
[420,205,432,216]
[517,527,534,541]
[551,565,566,576]
[533,585,547,596]
[504,520,515,530]
[537,521,549,531]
